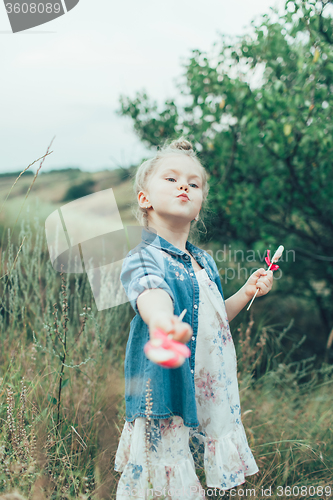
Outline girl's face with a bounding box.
[139,155,204,228]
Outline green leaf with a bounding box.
[47,394,57,405]
[61,378,69,389]
[283,124,292,136]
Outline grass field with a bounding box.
[0,168,332,499]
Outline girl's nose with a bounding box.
[178,183,189,192]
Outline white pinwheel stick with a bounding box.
[167,309,187,339]
[246,245,284,311]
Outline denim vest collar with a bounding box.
[141,227,203,259]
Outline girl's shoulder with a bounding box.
[121,242,170,278]
[125,243,162,264]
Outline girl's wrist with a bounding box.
[243,285,254,300]
[149,311,173,331]
[238,283,251,301]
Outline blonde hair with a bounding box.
[131,136,210,241]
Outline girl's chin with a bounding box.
[152,209,196,223]
[162,215,194,225]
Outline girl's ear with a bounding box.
[138,191,149,207]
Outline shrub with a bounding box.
[61,179,95,202]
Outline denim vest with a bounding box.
[120,227,226,428]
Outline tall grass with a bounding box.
[0,213,332,499]
[0,215,131,499]
[234,317,333,493]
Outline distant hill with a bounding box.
[0,171,34,177]
[41,167,82,175]
[0,166,136,232]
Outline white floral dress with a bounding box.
[114,268,259,499]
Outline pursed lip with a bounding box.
[177,194,189,200]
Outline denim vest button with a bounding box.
[194,304,198,309]
[190,272,194,276]
[192,336,195,340]
[191,369,194,374]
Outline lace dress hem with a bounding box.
[114,419,259,494]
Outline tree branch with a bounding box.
[260,212,326,249]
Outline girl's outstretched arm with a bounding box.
[137,288,173,326]
[225,268,273,322]
[137,288,192,345]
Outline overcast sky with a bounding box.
[0,0,285,174]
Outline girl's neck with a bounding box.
[146,222,190,255]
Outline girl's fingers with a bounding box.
[258,278,269,287]
[152,317,176,338]
[149,315,192,344]
[256,275,273,295]
[173,323,192,343]
[257,268,266,276]
[257,283,267,292]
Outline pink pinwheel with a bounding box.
[247,245,284,311]
[144,328,191,369]
[265,249,280,271]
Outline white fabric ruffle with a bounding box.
[189,425,259,489]
[115,417,205,500]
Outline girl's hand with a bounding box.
[244,268,274,299]
[148,312,193,345]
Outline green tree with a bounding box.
[118,0,333,360]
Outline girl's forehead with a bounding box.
[156,155,202,176]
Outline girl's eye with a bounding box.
[166,178,198,188]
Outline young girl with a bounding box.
[114,137,273,499]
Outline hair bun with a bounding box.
[170,137,193,151]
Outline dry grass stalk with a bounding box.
[0,492,28,500]
[0,138,55,272]
[238,311,254,373]
[0,147,53,219]
[56,266,70,433]
[0,236,26,281]
[252,327,268,370]
[5,378,37,480]
[11,138,55,232]
[17,379,29,454]
[238,312,268,375]
[70,305,89,349]
[144,378,153,499]
[326,327,333,350]
[6,388,19,455]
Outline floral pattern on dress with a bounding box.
[115,268,259,497]
[160,418,182,437]
[146,419,162,453]
[115,417,205,500]
[195,368,222,405]
[131,463,143,479]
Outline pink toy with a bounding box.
[247,245,284,311]
[144,328,191,369]
[264,249,280,271]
